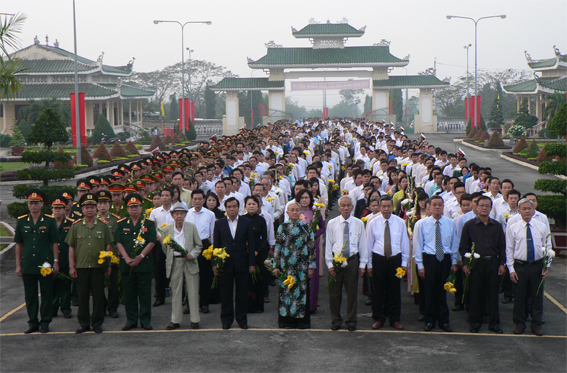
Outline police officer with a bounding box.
[96,190,121,318]
[50,195,75,319]
[66,193,113,334]
[115,193,157,330]
[14,189,59,334]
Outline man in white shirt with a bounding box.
[214,181,229,212]
[366,196,410,331]
[506,198,552,336]
[260,177,283,222]
[442,154,459,177]
[492,179,514,217]
[506,193,550,232]
[325,196,367,332]
[232,168,251,197]
[483,177,502,201]
[185,189,216,313]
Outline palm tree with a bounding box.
[0,13,27,99]
[543,92,567,123]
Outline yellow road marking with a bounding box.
[545,291,567,314]
[0,302,26,323]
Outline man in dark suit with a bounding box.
[213,197,255,330]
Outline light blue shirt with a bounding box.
[414,216,459,270]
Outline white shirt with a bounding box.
[228,216,239,239]
[238,181,251,197]
[325,215,368,269]
[366,215,410,267]
[185,207,216,242]
[259,211,276,246]
[492,197,509,218]
[149,205,174,236]
[507,210,550,232]
[506,218,552,273]
[173,225,185,257]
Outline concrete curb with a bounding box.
[0,243,15,260]
[459,140,508,153]
[500,153,567,180]
[0,222,15,261]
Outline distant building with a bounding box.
[1,36,154,135]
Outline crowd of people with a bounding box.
[14,118,554,336]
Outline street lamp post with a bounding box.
[447,15,506,128]
[186,47,194,128]
[72,0,81,164]
[154,20,211,135]
[464,44,472,98]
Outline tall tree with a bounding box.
[543,92,567,124]
[487,81,504,129]
[514,98,538,128]
[363,94,372,114]
[168,93,179,120]
[390,89,403,124]
[204,84,216,119]
[91,114,115,144]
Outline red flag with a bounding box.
[251,108,254,125]
[70,92,86,146]
[178,98,184,132]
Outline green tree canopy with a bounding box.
[91,114,115,144]
[17,118,31,141]
[514,98,538,128]
[205,84,216,119]
[547,102,566,137]
[27,107,69,150]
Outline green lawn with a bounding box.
[0,162,30,172]
[0,225,13,237]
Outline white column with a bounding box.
[414,88,436,133]
[223,91,240,136]
[268,90,285,121]
[536,93,541,122]
[128,100,132,125]
[517,95,521,112]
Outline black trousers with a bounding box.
[22,274,53,327]
[513,260,544,330]
[219,270,249,327]
[153,241,167,301]
[454,268,464,307]
[76,268,105,328]
[502,268,514,299]
[198,239,214,307]
[423,253,451,327]
[417,273,425,316]
[105,264,120,312]
[371,253,402,323]
[469,258,501,330]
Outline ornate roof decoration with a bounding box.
[418,67,436,76]
[292,22,365,38]
[265,41,283,49]
[373,39,391,47]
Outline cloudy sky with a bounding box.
[5,0,567,109]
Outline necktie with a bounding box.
[526,223,535,263]
[435,220,444,262]
[384,220,392,258]
[343,221,350,258]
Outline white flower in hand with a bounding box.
[549,250,556,259]
[401,199,410,206]
[473,253,481,259]
[464,253,472,259]
[42,262,52,269]
[341,261,348,268]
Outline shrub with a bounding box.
[74,164,88,170]
[18,119,32,141]
[164,134,174,145]
[487,132,505,148]
[508,124,527,138]
[72,143,93,167]
[10,122,26,146]
[110,142,128,158]
[140,129,152,142]
[473,130,484,141]
[127,154,137,158]
[537,195,566,228]
[98,160,110,165]
[91,114,115,144]
[124,141,140,155]
[465,119,472,136]
[177,131,188,142]
[478,131,490,142]
[467,127,479,140]
[536,148,552,163]
[117,132,130,142]
[0,133,11,147]
[149,135,166,151]
[526,140,539,159]
[187,120,197,140]
[512,137,529,153]
[547,102,567,137]
[113,157,128,161]
[92,142,112,161]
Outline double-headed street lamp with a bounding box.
[447,14,506,128]
[154,20,211,134]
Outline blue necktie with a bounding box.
[435,220,444,262]
[526,223,535,263]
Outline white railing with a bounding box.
[437,118,467,132]
[195,123,223,135]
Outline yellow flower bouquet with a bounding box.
[327,239,349,291]
[158,228,194,263]
[445,271,457,294]
[395,267,406,279]
[211,247,230,289]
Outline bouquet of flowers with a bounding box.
[98,250,117,274]
[283,275,295,289]
[285,163,295,177]
[361,216,369,226]
[211,247,230,289]
[395,267,406,279]
[38,262,74,280]
[312,198,325,232]
[249,173,259,188]
[145,208,153,218]
[462,242,480,302]
[158,228,195,264]
[327,239,349,291]
[444,271,457,293]
[537,233,554,295]
[202,245,214,261]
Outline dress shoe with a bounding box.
[76,326,90,334]
[391,322,404,330]
[39,325,49,333]
[183,306,190,315]
[489,327,504,334]
[239,323,248,330]
[372,321,383,330]
[63,311,72,319]
[200,306,210,314]
[347,325,356,332]
[331,324,341,331]
[264,297,270,303]
[122,324,136,331]
[513,327,524,334]
[141,324,153,330]
[222,324,231,330]
[24,326,39,334]
[441,323,452,332]
[108,310,119,318]
[93,326,103,333]
[153,299,164,307]
[470,327,479,333]
[532,328,544,336]
[418,314,426,322]
[502,297,513,304]
[424,323,434,331]
[452,305,464,312]
[190,322,200,329]
[166,322,180,330]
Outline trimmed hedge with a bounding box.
[512,137,529,153]
[92,142,112,161]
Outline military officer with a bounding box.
[14,189,59,334]
[73,180,92,216]
[109,183,128,218]
[66,193,113,334]
[50,195,75,319]
[115,193,157,331]
[96,190,121,318]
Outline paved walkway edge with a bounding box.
[0,243,15,261]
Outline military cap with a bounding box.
[76,179,92,191]
[125,193,143,206]
[79,192,98,206]
[26,188,46,202]
[96,190,112,201]
[51,195,68,207]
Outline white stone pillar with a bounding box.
[517,95,521,112]
[120,100,124,126]
[372,89,389,118]
[128,100,132,125]
[528,95,532,114]
[268,90,285,122]
[414,88,436,133]
[223,91,240,136]
[109,101,115,126]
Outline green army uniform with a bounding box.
[142,197,153,212]
[98,211,121,315]
[14,212,58,329]
[110,200,129,218]
[52,216,75,317]
[115,216,157,327]
[71,202,82,216]
[65,217,113,329]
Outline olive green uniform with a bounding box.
[65,218,113,329]
[52,216,74,316]
[68,209,83,305]
[14,213,58,328]
[115,217,157,326]
[110,201,129,218]
[98,212,121,314]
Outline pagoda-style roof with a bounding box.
[210,78,285,91]
[100,83,156,98]
[17,59,98,74]
[248,46,408,69]
[373,75,450,89]
[503,76,567,94]
[291,23,365,38]
[525,46,567,71]
[9,83,119,101]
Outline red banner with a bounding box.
[466,96,482,127]
[322,107,329,118]
[389,100,393,115]
[70,92,86,146]
[178,98,184,132]
[163,128,174,137]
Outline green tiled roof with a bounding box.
[11,83,118,100]
[503,76,567,93]
[373,75,449,89]
[292,23,364,38]
[249,46,408,68]
[211,78,285,91]
[101,83,155,97]
[528,58,558,69]
[503,80,538,93]
[17,59,97,74]
[539,76,567,92]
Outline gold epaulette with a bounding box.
[18,214,28,219]
[73,219,82,225]
[99,218,108,224]
[74,212,83,216]
[146,218,154,222]
[112,213,120,219]
[66,217,75,222]
[117,217,127,223]
[45,214,54,218]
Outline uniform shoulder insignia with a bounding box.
[73,219,82,225]
[74,212,83,216]
[112,213,121,219]
[117,217,127,223]
[67,217,75,222]
[99,218,108,224]
[18,214,28,219]
[146,218,154,222]
[45,214,54,218]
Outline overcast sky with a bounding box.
[5,0,567,109]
